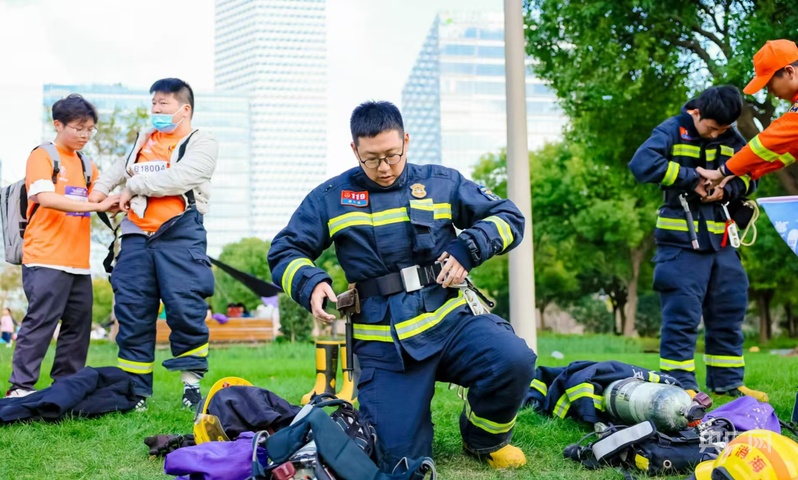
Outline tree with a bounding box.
[524,0,798,193]
[92,279,114,325]
[278,294,314,343]
[211,237,273,314]
[0,264,24,312]
[739,176,798,342]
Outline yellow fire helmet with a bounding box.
[193,376,254,444]
[693,429,798,480]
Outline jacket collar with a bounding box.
[352,162,411,192]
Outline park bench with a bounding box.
[155,317,275,344]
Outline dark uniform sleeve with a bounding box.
[629,123,699,190]
[721,131,757,201]
[445,171,525,271]
[267,192,333,312]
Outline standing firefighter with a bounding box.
[89,78,218,411]
[268,101,536,470]
[629,86,767,401]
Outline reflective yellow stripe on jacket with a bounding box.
[552,382,604,419]
[395,294,467,340]
[750,134,797,166]
[656,217,725,235]
[672,144,701,158]
[281,258,314,298]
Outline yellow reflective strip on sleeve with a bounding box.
[749,135,781,162]
[352,324,393,342]
[553,394,570,418]
[592,394,605,411]
[703,354,745,368]
[484,216,513,251]
[530,378,548,397]
[395,294,467,340]
[118,358,154,374]
[737,174,752,193]
[748,135,795,165]
[720,145,735,157]
[281,258,314,298]
[465,399,516,434]
[177,343,209,358]
[672,144,702,158]
[705,150,717,163]
[433,203,452,220]
[661,161,680,186]
[660,357,696,372]
[648,372,661,383]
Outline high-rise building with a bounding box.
[41,84,251,265]
[402,12,566,175]
[215,0,328,239]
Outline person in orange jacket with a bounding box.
[699,39,798,185]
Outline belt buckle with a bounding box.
[400,265,422,293]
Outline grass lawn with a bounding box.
[0,334,796,480]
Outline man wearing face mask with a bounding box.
[88,78,218,411]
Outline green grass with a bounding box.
[0,334,796,480]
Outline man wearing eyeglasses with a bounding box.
[88,78,218,411]
[269,101,536,471]
[6,94,120,398]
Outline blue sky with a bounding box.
[0,0,502,182]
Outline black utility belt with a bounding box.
[356,263,442,298]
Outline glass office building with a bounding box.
[215,0,327,239]
[402,12,566,176]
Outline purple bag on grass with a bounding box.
[705,396,781,433]
[165,431,267,480]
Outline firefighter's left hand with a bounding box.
[436,252,468,288]
[701,187,725,203]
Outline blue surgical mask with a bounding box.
[151,106,186,133]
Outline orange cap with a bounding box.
[744,40,798,94]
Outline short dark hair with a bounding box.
[52,94,98,126]
[693,85,742,126]
[150,78,194,117]
[773,60,798,78]
[350,101,404,145]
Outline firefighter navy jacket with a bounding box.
[525,360,682,426]
[268,163,524,367]
[629,102,756,251]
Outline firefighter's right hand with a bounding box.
[310,282,337,323]
[693,179,708,199]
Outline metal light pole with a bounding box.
[504,0,537,351]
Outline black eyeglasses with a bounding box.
[356,142,405,169]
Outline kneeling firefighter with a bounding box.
[268,101,536,471]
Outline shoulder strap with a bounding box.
[36,143,60,183]
[76,151,92,187]
[176,130,200,207]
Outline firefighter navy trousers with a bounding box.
[112,209,215,397]
[355,311,536,470]
[653,245,748,392]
